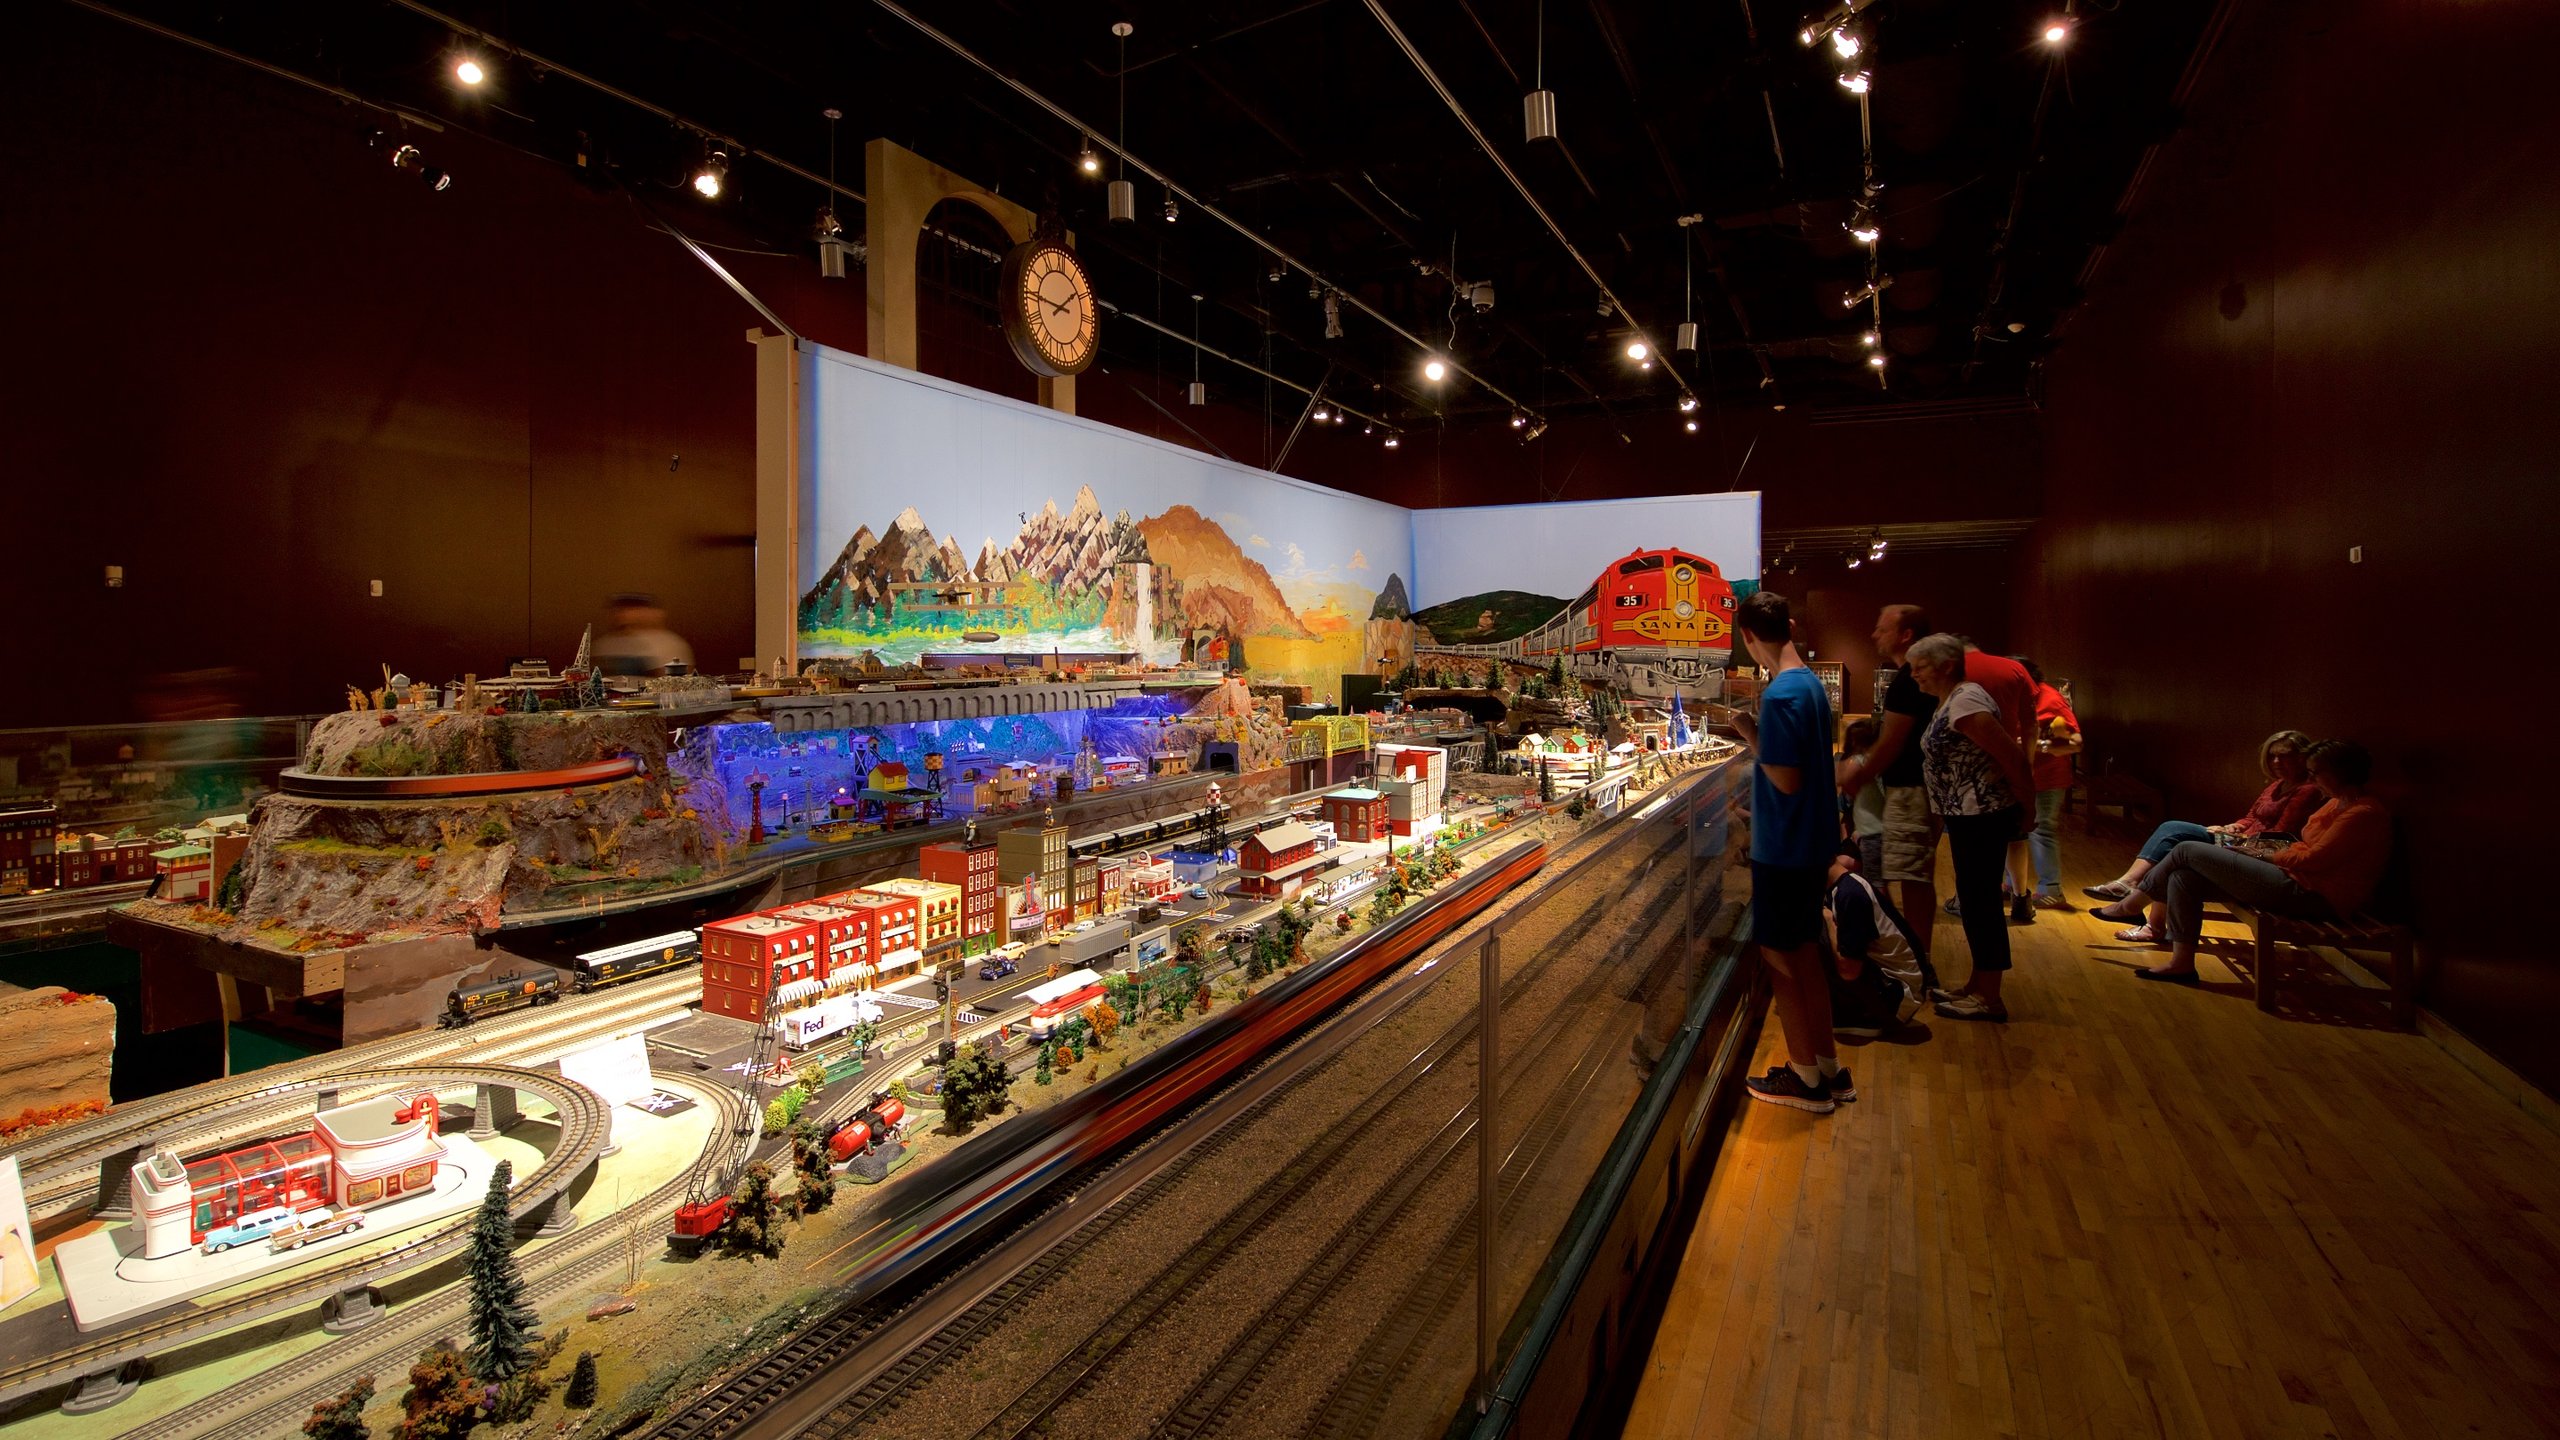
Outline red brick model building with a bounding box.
[1238,821,1331,898]
[822,889,924,983]
[920,834,1001,939]
[0,803,58,893]
[54,832,158,889]
[699,912,822,1022]
[1321,788,1390,845]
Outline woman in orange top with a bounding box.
[2112,740,2389,984]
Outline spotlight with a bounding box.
[1831,26,1862,58]
[1312,404,1332,422]
[1078,142,1101,175]
[1684,419,1700,433]
[1799,26,1818,46]
[1510,412,1527,429]
[1523,417,1548,442]
[1847,554,1863,570]
[693,149,729,199]
[1849,214,1881,245]
[1625,340,1649,362]
[1423,358,1448,383]
[2042,18,2072,44]
[1323,292,1344,340]
[1838,70,1872,94]
[1679,395,1699,412]
[388,143,452,192]
[1867,353,1887,369]
[1162,194,1179,223]
[1362,423,1374,435]
[1384,434,1401,449]
[453,55,486,86]
[1862,330,1880,347]
[2007,321,2027,334]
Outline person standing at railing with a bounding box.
[1726,589,1849,1114]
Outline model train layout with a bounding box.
[440,931,703,1027]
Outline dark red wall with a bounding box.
[2014,1,2558,1089]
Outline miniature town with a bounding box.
[0,623,1739,1439]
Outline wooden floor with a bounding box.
[1623,823,2560,1440]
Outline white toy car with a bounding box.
[270,1208,367,1252]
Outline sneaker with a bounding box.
[1827,1067,1858,1102]
[2031,892,2074,911]
[1942,896,1963,917]
[1933,993,2009,1022]
[1744,1065,1836,1113]
[1927,985,1964,1005]
[2009,894,2035,925]
[2083,880,2135,901]
[1834,1020,1885,1040]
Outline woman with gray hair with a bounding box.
[1907,633,2038,1020]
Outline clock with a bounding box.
[1000,239,1100,378]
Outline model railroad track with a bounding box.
[0,1064,609,1414]
[636,836,1567,1440]
[5,967,699,1206]
[954,875,1635,1440]
[162,1073,754,1440]
[1307,878,1706,1440]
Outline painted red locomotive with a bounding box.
[1511,548,1738,658]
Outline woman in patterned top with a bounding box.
[1908,634,2038,1021]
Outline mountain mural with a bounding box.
[1369,572,1411,621]
[799,507,975,627]
[1135,505,1310,638]
[1412,590,1570,644]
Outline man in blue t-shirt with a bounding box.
[1727,589,1846,1114]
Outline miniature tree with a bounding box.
[1482,661,1502,691]
[1366,890,1402,929]
[464,1160,538,1381]
[565,1352,600,1409]
[938,1040,1014,1127]
[485,1329,566,1423]
[1547,655,1567,690]
[789,1119,836,1213]
[1245,930,1276,982]
[1091,1002,1120,1049]
[1540,761,1557,805]
[723,1162,786,1258]
[1035,1047,1055,1086]
[302,1375,374,1440]
[797,1058,829,1095]
[396,1343,478,1440]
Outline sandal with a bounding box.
[2114,924,2168,946]
[2083,880,2135,901]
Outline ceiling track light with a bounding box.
[1423,357,1448,383]
[386,141,452,192]
[1383,433,1401,449]
[1625,339,1650,362]
[692,146,729,199]
[1679,394,1699,413]
[452,53,487,86]
[1078,137,1101,175]
[1867,353,1887,369]
[1830,25,1863,58]
[1838,70,1872,94]
[1187,293,1205,405]
[1861,329,1880,347]
[1684,418,1700,433]
[1510,411,1527,429]
[1322,291,1343,340]
[1108,22,1136,220]
[1523,417,1548,442]
[1162,193,1179,223]
[2042,16,2073,44]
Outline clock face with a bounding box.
[1001,241,1099,378]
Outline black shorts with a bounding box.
[1751,860,1827,951]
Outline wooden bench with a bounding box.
[2211,902,2417,1029]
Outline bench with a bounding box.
[2209,902,2417,1029]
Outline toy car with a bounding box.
[1188,885,1209,900]
[980,955,1018,980]
[201,1204,305,1254]
[269,1208,367,1252]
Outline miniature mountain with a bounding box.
[1411,589,1571,644]
[1135,505,1309,637]
[974,538,1014,584]
[1000,485,1121,597]
[1369,572,1411,621]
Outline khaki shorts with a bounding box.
[1881,785,1942,884]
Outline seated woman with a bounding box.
[2082,728,2322,903]
[2102,740,2390,982]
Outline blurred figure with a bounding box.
[1839,716,1888,885]
[2015,657,2082,910]
[595,593,694,679]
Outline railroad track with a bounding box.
[0,1064,610,1413]
[6,968,699,1205]
[165,1071,754,1440]
[793,827,1643,1440]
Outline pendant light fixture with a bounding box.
[816,107,851,279]
[1675,215,1699,353]
[1186,294,1206,405]
[1107,22,1137,222]
[1523,0,1557,143]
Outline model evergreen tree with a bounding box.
[302,1375,373,1440]
[723,1161,785,1257]
[395,1344,478,1440]
[565,1352,599,1409]
[1547,655,1567,690]
[464,1159,538,1381]
[938,1041,1014,1127]
[1482,661,1501,691]
[788,1119,836,1213]
[1540,761,1557,804]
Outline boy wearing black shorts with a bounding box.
[1727,589,1846,1113]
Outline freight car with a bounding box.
[439,930,699,1027]
[825,1092,910,1164]
[571,930,700,990]
[440,969,565,1027]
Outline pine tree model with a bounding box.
[464,1160,539,1381]
[565,1352,600,1409]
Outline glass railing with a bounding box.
[0,715,317,845]
[1310,749,1756,1438]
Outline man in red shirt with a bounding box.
[1954,644,2042,924]
[2018,657,2081,909]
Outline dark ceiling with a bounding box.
[70,0,2223,436]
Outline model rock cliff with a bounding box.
[154,710,707,946]
[0,986,114,1136]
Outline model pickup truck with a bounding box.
[269,1208,366,1252]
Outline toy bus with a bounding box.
[1024,968,1106,1039]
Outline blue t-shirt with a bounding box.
[1749,666,1838,868]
